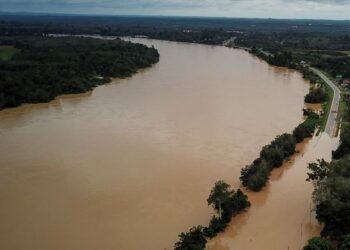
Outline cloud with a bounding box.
[0,0,350,19]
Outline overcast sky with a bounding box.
[1,0,350,20]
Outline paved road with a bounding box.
[310,67,341,137]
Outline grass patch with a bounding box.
[0,46,19,61]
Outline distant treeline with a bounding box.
[237,32,350,79]
[2,15,350,35]
[1,15,350,78]
[0,36,159,109]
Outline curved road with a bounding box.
[310,67,341,137]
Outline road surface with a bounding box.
[310,67,341,137]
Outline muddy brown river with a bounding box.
[0,38,338,250]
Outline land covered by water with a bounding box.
[0,38,318,250]
[1,15,349,250]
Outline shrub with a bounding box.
[305,87,327,103]
[303,237,333,250]
[174,226,207,250]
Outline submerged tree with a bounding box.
[303,237,333,250]
[174,226,207,250]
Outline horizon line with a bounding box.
[0,11,350,22]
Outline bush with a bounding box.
[305,87,327,103]
[207,181,250,219]
[174,226,207,250]
[293,112,319,143]
[176,181,251,248]
[333,124,350,159]
[338,234,350,250]
[240,159,270,191]
[204,216,228,238]
[303,237,333,250]
[308,155,350,239]
[240,134,296,191]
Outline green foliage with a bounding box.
[261,144,286,168]
[309,155,350,239]
[267,51,295,67]
[0,46,19,61]
[305,87,328,104]
[333,124,350,159]
[303,237,333,250]
[0,36,159,109]
[306,159,331,186]
[207,181,232,212]
[174,226,207,250]
[240,134,296,191]
[207,181,250,220]
[293,112,320,143]
[240,159,270,191]
[204,216,228,238]
[176,181,250,248]
[338,235,350,250]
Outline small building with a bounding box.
[336,74,343,80]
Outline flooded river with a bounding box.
[0,38,335,250]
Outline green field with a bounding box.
[0,46,19,61]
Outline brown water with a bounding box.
[207,134,339,250]
[0,38,328,250]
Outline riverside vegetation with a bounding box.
[302,98,350,250]
[175,94,323,248]
[1,16,348,249]
[239,66,326,192]
[0,36,159,109]
[174,181,250,249]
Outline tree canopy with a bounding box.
[0,35,159,109]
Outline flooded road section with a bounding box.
[0,38,315,249]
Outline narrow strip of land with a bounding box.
[310,67,341,137]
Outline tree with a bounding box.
[338,234,350,250]
[207,181,232,216]
[207,181,250,218]
[174,226,207,250]
[303,237,333,250]
[333,124,350,159]
[311,155,350,238]
[240,159,270,191]
[306,159,331,186]
[305,87,327,104]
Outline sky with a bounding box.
[1,0,350,20]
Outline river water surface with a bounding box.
[0,38,336,250]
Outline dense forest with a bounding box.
[0,14,349,77]
[0,35,159,109]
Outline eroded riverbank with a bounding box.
[0,38,313,249]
